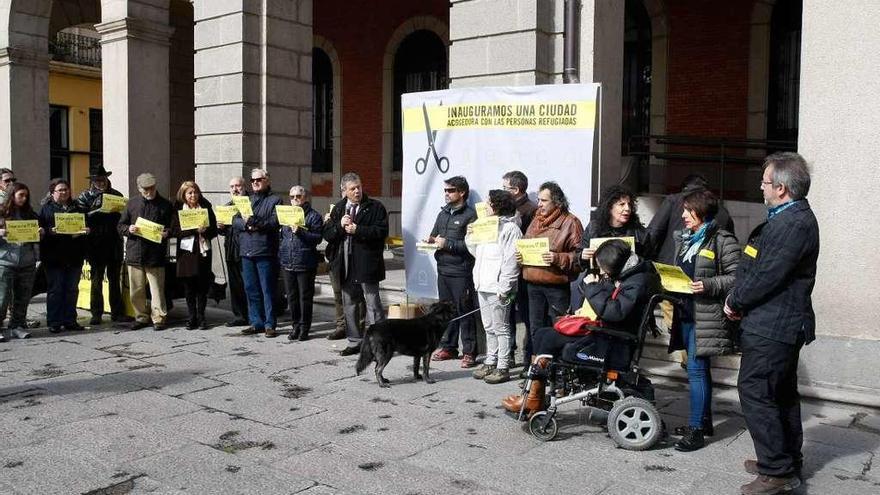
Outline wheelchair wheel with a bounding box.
[607,397,663,451]
[528,411,558,442]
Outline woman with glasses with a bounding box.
[0,182,42,341]
[278,185,323,341]
[38,178,89,333]
[171,181,218,330]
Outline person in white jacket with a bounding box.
[465,190,523,384]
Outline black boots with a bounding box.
[288,325,310,341]
[674,426,706,452]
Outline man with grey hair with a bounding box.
[118,173,173,331]
[233,168,282,337]
[324,181,364,340]
[217,176,249,326]
[323,172,388,356]
[724,152,819,495]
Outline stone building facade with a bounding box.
[1,0,878,405]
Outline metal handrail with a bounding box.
[49,32,102,68]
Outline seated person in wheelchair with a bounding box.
[502,239,660,415]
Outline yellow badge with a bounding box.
[744,245,758,258]
[698,249,716,260]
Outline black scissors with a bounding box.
[415,103,450,175]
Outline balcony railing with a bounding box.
[49,32,101,68]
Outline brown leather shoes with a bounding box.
[264,327,278,338]
[740,474,801,495]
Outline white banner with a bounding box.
[401,84,599,299]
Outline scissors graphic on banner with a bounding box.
[415,102,450,175]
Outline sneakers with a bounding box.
[740,474,801,495]
[674,426,705,452]
[484,368,510,384]
[472,364,495,380]
[431,348,459,361]
[460,353,476,368]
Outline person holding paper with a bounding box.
[278,185,324,341]
[118,173,173,331]
[171,181,218,330]
[573,185,649,309]
[517,181,583,365]
[426,176,479,368]
[75,164,133,325]
[0,183,41,341]
[232,168,282,337]
[724,153,818,495]
[38,179,88,333]
[323,184,364,341]
[323,172,388,356]
[465,190,522,384]
[217,177,249,327]
[668,188,740,452]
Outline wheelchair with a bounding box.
[519,293,681,451]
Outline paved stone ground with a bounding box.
[1,291,879,494]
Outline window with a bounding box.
[89,108,103,170]
[622,0,652,153]
[767,0,802,144]
[312,48,333,173]
[392,30,447,172]
[50,105,70,180]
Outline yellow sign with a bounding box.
[698,249,716,260]
[54,213,86,234]
[5,220,39,243]
[99,194,127,213]
[475,202,489,219]
[589,236,636,250]
[653,262,694,294]
[76,261,135,317]
[575,299,598,320]
[214,205,237,225]
[469,216,499,244]
[134,217,164,244]
[517,238,550,266]
[404,101,597,132]
[744,245,758,258]
[416,241,439,252]
[232,195,253,217]
[276,205,305,227]
[177,209,209,231]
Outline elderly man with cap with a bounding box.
[75,164,134,325]
[118,173,173,331]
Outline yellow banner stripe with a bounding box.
[403,100,596,132]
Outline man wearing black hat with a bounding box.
[76,164,134,325]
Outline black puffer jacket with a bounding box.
[429,203,477,277]
[583,258,660,332]
[118,193,173,268]
[323,195,388,284]
[38,200,86,267]
[669,224,740,357]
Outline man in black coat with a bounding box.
[647,174,735,263]
[502,170,536,366]
[75,164,133,325]
[426,176,478,367]
[724,152,819,495]
[118,173,173,331]
[217,176,249,327]
[323,172,388,356]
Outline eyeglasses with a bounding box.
[250,177,266,183]
[443,188,458,193]
[2,178,16,183]
[53,188,69,193]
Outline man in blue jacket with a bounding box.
[725,152,819,495]
[233,168,282,337]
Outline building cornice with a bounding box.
[0,47,50,70]
[95,18,175,46]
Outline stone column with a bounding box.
[0,47,50,190]
[193,0,312,204]
[579,0,624,197]
[96,16,174,197]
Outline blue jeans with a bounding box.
[46,264,82,327]
[241,256,277,330]
[683,322,713,428]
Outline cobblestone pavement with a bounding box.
[0,294,878,494]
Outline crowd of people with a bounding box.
[0,151,818,495]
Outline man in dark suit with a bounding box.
[217,176,249,327]
[323,172,389,356]
[725,152,819,495]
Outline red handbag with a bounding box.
[553,315,601,337]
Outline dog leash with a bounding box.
[447,296,512,323]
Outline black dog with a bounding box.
[355,301,456,387]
